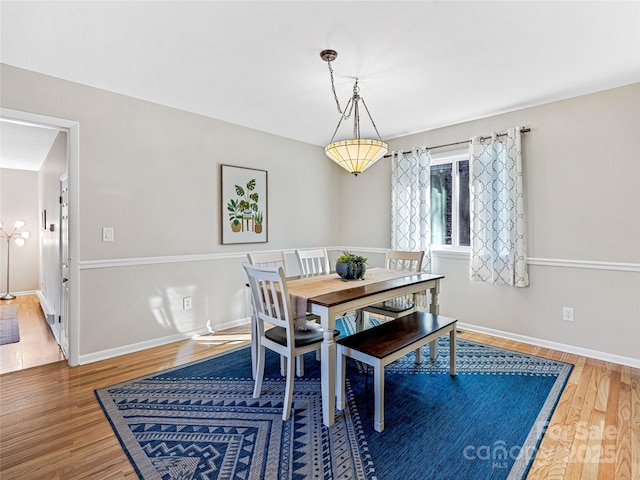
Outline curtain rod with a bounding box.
[383,127,531,158]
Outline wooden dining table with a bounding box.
[285,267,445,427]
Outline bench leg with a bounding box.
[336,347,347,410]
[373,362,385,432]
[429,339,438,360]
[449,327,457,376]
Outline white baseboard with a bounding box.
[35,290,56,325]
[208,316,252,333]
[458,322,640,369]
[2,290,36,296]
[75,314,640,369]
[78,317,252,365]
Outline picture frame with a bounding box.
[221,164,268,244]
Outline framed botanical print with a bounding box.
[221,164,268,244]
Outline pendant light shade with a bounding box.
[325,138,387,176]
[320,49,387,176]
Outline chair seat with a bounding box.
[265,322,340,348]
[367,300,414,313]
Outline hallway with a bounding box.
[0,294,65,374]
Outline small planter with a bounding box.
[254,211,264,234]
[227,199,243,233]
[336,262,366,280]
[335,252,368,281]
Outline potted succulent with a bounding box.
[335,251,368,281]
[254,211,264,234]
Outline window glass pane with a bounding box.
[458,160,470,246]
[430,163,452,245]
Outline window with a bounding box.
[430,151,470,247]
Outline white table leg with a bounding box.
[336,346,346,410]
[429,284,440,361]
[321,327,336,427]
[429,283,440,315]
[356,309,366,332]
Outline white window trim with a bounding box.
[430,148,470,252]
[431,244,470,258]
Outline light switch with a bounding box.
[102,227,114,242]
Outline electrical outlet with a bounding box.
[562,307,574,322]
[183,297,192,310]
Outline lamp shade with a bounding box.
[325,138,388,175]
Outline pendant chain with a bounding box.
[326,60,354,121]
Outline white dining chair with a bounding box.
[247,251,319,377]
[243,263,336,421]
[361,250,425,327]
[295,247,331,275]
[247,250,289,271]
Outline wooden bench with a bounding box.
[336,311,457,432]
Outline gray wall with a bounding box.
[0,168,40,293]
[1,64,342,361]
[2,63,638,364]
[338,83,640,362]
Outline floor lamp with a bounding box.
[0,220,30,301]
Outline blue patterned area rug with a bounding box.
[96,316,572,480]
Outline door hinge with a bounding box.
[59,196,63,204]
[58,315,62,323]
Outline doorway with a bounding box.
[0,108,79,367]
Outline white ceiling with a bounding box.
[0,120,61,171]
[1,1,639,168]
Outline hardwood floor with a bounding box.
[0,313,638,479]
[0,295,65,375]
[460,331,640,480]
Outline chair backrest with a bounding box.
[243,263,294,344]
[247,250,288,274]
[385,250,425,272]
[295,248,331,275]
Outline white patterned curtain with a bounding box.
[391,148,431,272]
[469,128,529,287]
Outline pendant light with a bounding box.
[320,49,388,176]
